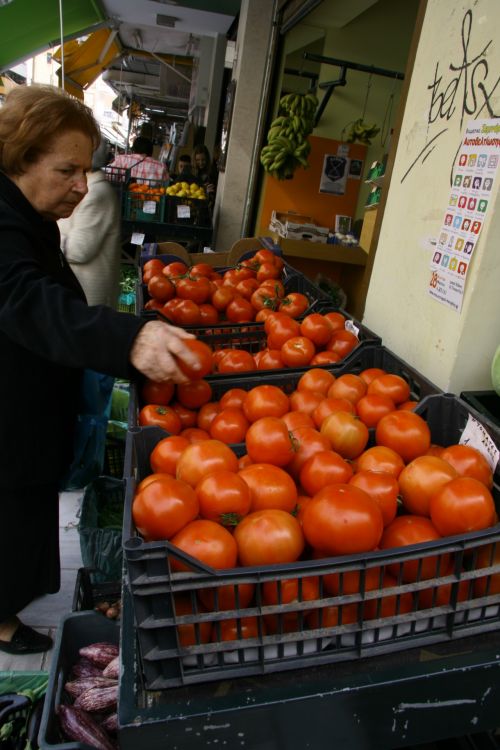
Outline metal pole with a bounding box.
[58,0,65,90]
[304,52,404,82]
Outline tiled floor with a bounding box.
[0,490,84,672]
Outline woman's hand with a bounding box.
[129,320,197,384]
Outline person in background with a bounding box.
[192,144,218,202]
[0,84,197,655]
[171,153,197,184]
[58,139,121,307]
[108,135,168,183]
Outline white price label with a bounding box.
[459,414,499,471]
[177,204,191,219]
[345,319,360,337]
[142,200,157,215]
[130,232,145,246]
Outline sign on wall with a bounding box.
[428,119,500,312]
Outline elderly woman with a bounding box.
[0,84,196,655]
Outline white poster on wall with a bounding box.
[428,119,500,312]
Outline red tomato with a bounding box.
[259,278,285,298]
[380,515,448,582]
[281,336,315,367]
[236,277,260,299]
[323,564,382,597]
[217,350,256,373]
[439,444,493,489]
[172,299,201,326]
[355,445,405,478]
[211,286,235,311]
[138,404,182,434]
[376,410,431,464]
[150,435,190,475]
[256,349,286,370]
[364,574,414,620]
[473,543,500,597]
[243,385,290,421]
[265,313,300,348]
[176,340,213,380]
[163,261,188,278]
[348,470,399,526]
[256,261,281,283]
[234,509,305,566]
[430,477,496,536]
[239,462,298,512]
[147,274,175,302]
[198,583,255,611]
[356,394,396,428]
[279,292,310,318]
[299,450,353,496]
[176,276,212,305]
[302,484,384,555]
[322,311,346,332]
[171,401,198,429]
[176,379,212,409]
[418,563,472,609]
[142,258,165,283]
[398,400,419,411]
[198,303,219,325]
[398,455,458,516]
[251,287,279,313]
[180,427,210,443]
[170,519,238,571]
[141,379,174,407]
[226,296,255,323]
[282,410,315,432]
[245,416,294,466]
[310,351,341,366]
[176,440,239,487]
[287,426,331,479]
[209,408,250,444]
[297,368,336,395]
[359,367,386,386]
[190,262,213,277]
[262,576,320,632]
[300,314,333,346]
[132,475,199,540]
[326,329,359,359]
[367,373,411,405]
[320,410,369,460]
[144,298,165,312]
[197,401,221,432]
[220,388,248,410]
[196,470,251,523]
[312,397,355,429]
[328,374,367,405]
[288,389,324,417]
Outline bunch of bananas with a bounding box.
[344,118,380,145]
[260,92,318,180]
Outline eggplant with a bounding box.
[57,704,115,750]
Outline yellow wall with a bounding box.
[364,0,500,392]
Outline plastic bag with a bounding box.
[78,477,125,583]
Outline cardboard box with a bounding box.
[269,209,329,243]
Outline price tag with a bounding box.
[177,204,191,219]
[345,319,360,337]
[130,232,145,246]
[142,201,157,214]
[460,414,499,470]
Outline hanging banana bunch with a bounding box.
[344,118,380,145]
[260,92,318,180]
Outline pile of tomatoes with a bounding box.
[142,248,314,325]
[133,361,499,644]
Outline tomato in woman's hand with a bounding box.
[176,339,213,380]
[439,444,493,489]
[234,509,305,566]
[380,515,448,582]
[367,373,411,405]
[302,484,384,555]
[398,455,458,516]
[239,462,298,512]
[139,404,182,434]
[141,379,174,406]
[150,435,190,475]
[348,470,399,526]
[429,477,496,536]
[132,475,199,540]
[170,519,238,572]
[375,410,431,464]
[245,416,294,466]
[320,410,369,460]
[196,470,251,523]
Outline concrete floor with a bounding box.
[0,490,84,672]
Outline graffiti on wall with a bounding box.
[401,8,500,184]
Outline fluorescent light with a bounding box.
[156,14,178,27]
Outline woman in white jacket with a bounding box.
[59,140,121,307]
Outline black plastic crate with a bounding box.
[72,567,121,614]
[79,476,125,583]
[122,393,500,689]
[128,344,439,431]
[103,434,126,478]
[0,673,48,749]
[38,612,119,750]
[461,390,500,429]
[164,195,211,226]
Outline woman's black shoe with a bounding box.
[0,623,53,654]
